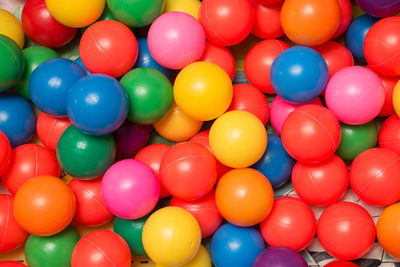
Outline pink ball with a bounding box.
[101,159,160,219]
[325,66,385,125]
[148,11,206,70]
[270,96,323,135]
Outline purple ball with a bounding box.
[355,0,400,17]
[252,247,307,267]
[113,120,153,157]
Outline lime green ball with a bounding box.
[121,68,173,124]
[114,215,149,256]
[0,35,24,91]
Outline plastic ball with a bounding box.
[350,148,400,206]
[292,155,349,206]
[25,226,80,267]
[69,178,113,226]
[377,72,397,116]
[71,230,131,267]
[325,66,384,125]
[174,62,233,121]
[227,84,269,125]
[114,215,149,257]
[160,142,217,200]
[336,121,378,161]
[113,121,152,158]
[80,20,138,78]
[253,247,307,267]
[45,0,105,28]
[0,262,27,267]
[244,39,289,94]
[0,195,28,252]
[74,57,90,74]
[281,0,340,46]
[210,223,265,267]
[255,0,282,4]
[0,9,24,48]
[0,93,36,148]
[30,58,86,117]
[22,0,77,48]
[252,1,283,40]
[14,176,76,236]
[163,0,201,19]
[154,104,203,142]
[142,207,201,266]
[155,245,211,267]
[332,0,352,39]
[199,0,255,46]
[324,261,358,267]
[36,113,71,152]
[15,46,59,99]
[0,35,24,91]
[271,46,328,103]
[253,134,295,188]
[356,0,400,17]
[1,144,60,195]
[317,202,376,260]
[107,0,165,27]
[392,78,400,118]
[0,131,11,176]
[216,168,273,227]
[260,196,316,251]
[377,203,400,258]
[57,125,116,179]
[379,114,400,155]
[199,42,236,80]
[281,105,340,163]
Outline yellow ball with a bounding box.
[45,0,105,28]
[156,245,211,267]
[174,62,233,121]
[0,9,24,48]
[154,103,203,142]
[210,110,267,168]
[393,80,400,117]
[163,0,201,19]
[143,207,202,266]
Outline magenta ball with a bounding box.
[148,11,206,70]
[101,159,160,219]
[253,247,308,267]
[270,96,323,135]
[325,66,384,125]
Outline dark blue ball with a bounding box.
[270,46,328,104]
[0,93,36,147]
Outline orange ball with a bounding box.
[13,176,76,236]
[215,168,274,227]
[377,202,400,258]
[281,0,340,46]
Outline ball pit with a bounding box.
[0,35,24,91]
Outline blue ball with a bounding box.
[30,58,86,117]
[211,223,265,267]
[0,93,36,147]
[74,57,91,74]
[270,46,328,104]
[67,74,128,135]
[345,14,380,63]
[253,134,295,188]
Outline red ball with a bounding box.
[170,189,222,238]
[364,17,400,76]
[317,202,376,260]
[292,155,349,206]
[350,148,400,206]
[1,144,60,195]
[160,142,217,201]
[331,0,352,39]
[80,20,138,78]
[0,130,11,176]
[0,195,28,252]
[244,39,289,94]
[68,178,113,226]
[255,0,282,4]
[36,112,72,152]
[21,0,77,48]
[251,1,283,39]
[313,41,354,79]
[0,262,27,267]
[134,144,171,198]
[198,0,255,46]
[281,104,341,163]
[376,72,397,116]
[324,261,359,267]
[227,84,269,125]
[379,114,400,155]
[199,42,236,80]
[260,196,316,251]
[71,230,131,267]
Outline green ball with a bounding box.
[121,68,173,124]
[57,125,116,179]
[114,215,149,256]
[0,35,24,91]
[25,226,80,267]
[15,46,59,99]
[107,0,165,27]
[336,121,378,161]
